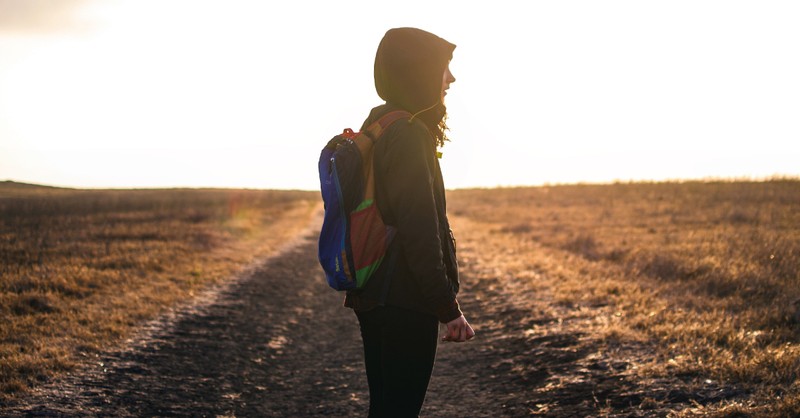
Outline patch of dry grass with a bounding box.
[0,183,318,400]
[449,180,800,416]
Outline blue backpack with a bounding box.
[318,110,410,291]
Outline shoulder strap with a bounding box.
[364,110,411,142]
[357,109,411,202]
[363,111,408,305]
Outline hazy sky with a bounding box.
[1,0,798,190]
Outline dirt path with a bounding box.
[5,220,369,417]
[5,214,745,417]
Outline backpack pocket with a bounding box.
[349,199,397,288]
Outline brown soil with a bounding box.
[3,214,747,417]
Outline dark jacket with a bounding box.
[344,104,461,323]
[344,28,461,323]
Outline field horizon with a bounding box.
[4,174,799,194]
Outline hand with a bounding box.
[442,315,475,342]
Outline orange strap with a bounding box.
[354,110,411,201]
[364,110,412,142]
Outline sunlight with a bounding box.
[0,0,798,189]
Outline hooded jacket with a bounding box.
[344,28,461,323]
[374,27,454,127]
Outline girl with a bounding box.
[345,27,475,417]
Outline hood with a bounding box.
[374,27,456,115]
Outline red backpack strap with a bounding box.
[364,110,411,142]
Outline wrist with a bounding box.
[436,299,462,323]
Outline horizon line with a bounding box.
[3,174,799,193]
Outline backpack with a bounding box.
[318,110,411,291]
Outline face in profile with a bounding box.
[441,64,455,102]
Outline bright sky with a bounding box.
[1,0,798,190]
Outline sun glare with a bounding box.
[0,0,798,189]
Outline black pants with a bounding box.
[355,305,439,418]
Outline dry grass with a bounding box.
[4,179,797,414]
[0,182,318,400]
[448,180,800,416]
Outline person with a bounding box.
[344,27,475,417]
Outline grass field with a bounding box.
[0,182,318,400]
[448,180,800,416]
[2,179,798,415]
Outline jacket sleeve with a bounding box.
[380,122,462,323]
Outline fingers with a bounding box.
[442,316,474,343]
[442,324,456,342]
[448,319,464,342]
[466,323,475,340]
[442,323,457,342]
[449,325,462,342]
